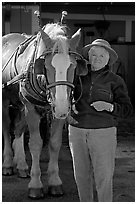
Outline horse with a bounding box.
[2,22,88,199]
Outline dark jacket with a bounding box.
[71,65,133,129]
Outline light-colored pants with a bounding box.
[68,125,117,202]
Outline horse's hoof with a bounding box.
[17,169,30,178]
[28,188,45,199]
[48,185,64,197]
[2,167,14,176]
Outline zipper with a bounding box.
[89,82,94,98]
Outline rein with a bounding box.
[40,50,84,60]
[2,72,27,89]
[72,76,83,105]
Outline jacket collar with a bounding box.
[87,64,109,74]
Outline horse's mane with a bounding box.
[42,23,69,54]
[43,23,67,39]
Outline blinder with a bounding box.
[38,51,85,103]
[75,59,88,76]
[34,57,75,90]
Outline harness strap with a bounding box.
[2,35,36,73]
[20,87,49,107]
[2,35,37,89]
[72,76,83,105]
[24,33,48,100]
[2,34,39,90]
[69,51,83,60]
[2,47,19,73]
[17,35,36,57]
[46,81,75,90]
[2,72,27,89]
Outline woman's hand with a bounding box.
[90,101,114,112]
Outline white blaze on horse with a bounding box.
[2,14,87,199]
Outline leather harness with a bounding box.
[2,32,86,108]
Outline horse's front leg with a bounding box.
[25,103,44,199]
[47,118,65,196]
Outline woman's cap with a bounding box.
[82,39,118,65]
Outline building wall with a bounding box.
[2,5,39,35]
[111,44,135,106]
[10,9,31,34]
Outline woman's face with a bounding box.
[88,46,110,71]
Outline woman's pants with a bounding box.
[68,125,117,202]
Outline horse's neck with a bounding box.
[15,40,36,73]
[36,39,47,59]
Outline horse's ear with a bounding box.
[40,28,50,40]
[40,28,53,47]
[70,28,81,51]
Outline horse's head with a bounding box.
[36,23,82,119]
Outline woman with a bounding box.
[69,39,133,202]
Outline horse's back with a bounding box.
[2,33,28,103]
[2,33,28,50]
[2,33,28,68]
[2,33,30,85]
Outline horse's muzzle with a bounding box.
[51,100,71,120]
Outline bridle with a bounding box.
[46,81,75,90]
[38,50,83,107]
